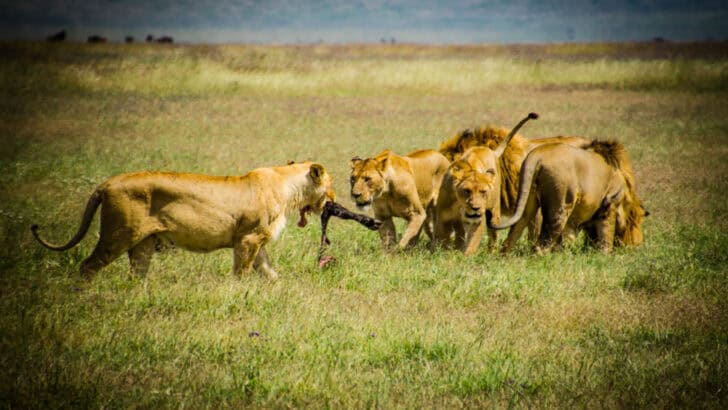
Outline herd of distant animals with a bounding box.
[46,30,173,44]
[31,108,647,279]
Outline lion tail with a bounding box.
[494,112,538,157]
[31,190,103,251]
[489,154,540,230]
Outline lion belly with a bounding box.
[152,202,238,252]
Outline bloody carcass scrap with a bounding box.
[319,201,381,268]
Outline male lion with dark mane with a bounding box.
[489,140,646,253]
[433,113,538,254]
[31,162,335,280]
[350,149,450,250]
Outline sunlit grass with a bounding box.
[1,41,727,407]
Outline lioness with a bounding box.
[31,162,336,280]
[433,113,538,255]
[489,141,646,253]
[349,149,450,250]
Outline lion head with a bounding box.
[439,125,530,212]
[586,140,646,246]
[449,159,498,224]
[349,150,390,209]
[295,162,336,227]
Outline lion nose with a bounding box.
[352,193,361,199]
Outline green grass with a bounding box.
[1,41,727,408]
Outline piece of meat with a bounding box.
[318,201,381,268]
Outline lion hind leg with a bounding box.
[535,202,572,254]
[80,229,135,279]
[128,236,156,277]
[254,247,278,281]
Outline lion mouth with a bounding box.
[465,212,482,221]
[354,200,372,208]
[298,206,312,228]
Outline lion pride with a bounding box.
[349,149,450,250]
[438,122,591,245]
[31,162,335,280]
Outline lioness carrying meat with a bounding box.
[349,149,450,250]
[31,161,336,280]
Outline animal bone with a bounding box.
[319,201,381,268]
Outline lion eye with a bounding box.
[463,189,471,196]
[480,190,487,195]
[363,176,371,183]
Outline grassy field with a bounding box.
[1,41,727,408]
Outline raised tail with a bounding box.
[494,112,539,157]
[489,155,540,230]
[31,190,102,251]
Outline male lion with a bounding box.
[31,162,336,280]
[349,149,450,250]
[433,113,538,255]
[489,141,646,254]
[439,122,591,243]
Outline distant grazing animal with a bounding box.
[125,36,134,43]
[489,141,646,254]
[433,113,538,254]
[156,36,174,43]
[31,162,335,280]
[87,35,107,43]
[46,30,66,42]
[350,149,450,250]
[146,34,154,42]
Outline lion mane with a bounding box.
[585,139,646,246]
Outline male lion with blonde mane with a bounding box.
[489,140,646,253]
[31,162,335,280]
[438,118,592,246]
[433,113,538,254]
[350,149,450,250]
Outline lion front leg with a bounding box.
[233,230,270,277]
[378,218,397,251]
[398,208,426,249]
[462,221,485,256]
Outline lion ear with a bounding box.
[485,168,496,176]
[450,160,468,180]
[287,160,296,165]
[377,156,389,172]
[350,156,362,168]
[309,163,326,184]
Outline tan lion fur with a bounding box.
[350,149,450,250]
[31,162,336,280]
[433,147,501,255]
[491,141,644,254]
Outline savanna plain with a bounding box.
[1,41,727,408]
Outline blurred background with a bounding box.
[2,0,728,44]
